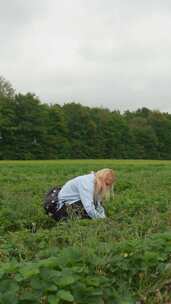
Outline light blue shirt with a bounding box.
[58,173,106,219]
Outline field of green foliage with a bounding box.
[0,160,171,304]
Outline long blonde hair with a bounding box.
[94,168,116,202]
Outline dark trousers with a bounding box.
[44,187,90,221]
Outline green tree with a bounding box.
[0,76,15,99]
[44,104,70,159]
[63,103,92,158]
[127,117,159,159]
[14,93,48,159]
[149,111,171,159]
[0,96,16,159]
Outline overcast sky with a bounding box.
[1,0,171,113]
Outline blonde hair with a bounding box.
[94,168,116,202]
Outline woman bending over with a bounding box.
[44,168,116,221]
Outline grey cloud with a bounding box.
[0,0,171,113]
[0,0,47,26]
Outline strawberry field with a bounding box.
[0,160,171,304]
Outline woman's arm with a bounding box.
[96,202,106,218]
[78,182,106,219]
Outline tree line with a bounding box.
[0,76,171,160]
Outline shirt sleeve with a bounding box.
[96,202,106,218]
[78,180,106,219]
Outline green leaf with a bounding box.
[0,291,18,304]
[58,290,74,302]
[48,295,60,304]
[20,291,41,302]
[30,277,46,291]
[0,269,4,279]
[46,285,58,292]
[20,264,39,279]
[58,275,76,287]
[15,273,23,282]
[39,257,58,268]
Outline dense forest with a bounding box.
[0,76,171,160]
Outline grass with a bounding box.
[0,160,171,303]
